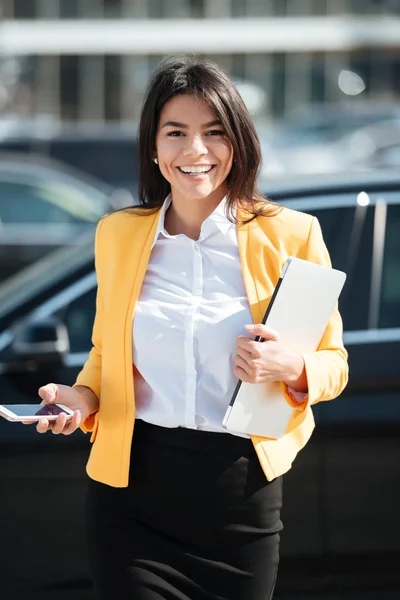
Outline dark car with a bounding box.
[0,122,139,194]
[0,171,399,599]
[0,153,134,281]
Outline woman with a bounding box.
[35,55,348,599]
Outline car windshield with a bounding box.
[0,162,112,223]
[0,231,95,324]
[30,180,108,222]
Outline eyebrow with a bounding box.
[161,119,222,129]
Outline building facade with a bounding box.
[0,0,399,124]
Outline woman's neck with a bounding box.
[164,189,226,240]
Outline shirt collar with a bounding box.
[151,194,234,248]
[151,194,172,248]
[204,197,234,237]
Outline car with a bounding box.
[268,101,400,148]
[0,153,133,281]
[0,121,139,194]
[259,103,400,177]
[338,120,400,171]
[0,170,399,599]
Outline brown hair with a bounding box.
[134,54,280,222]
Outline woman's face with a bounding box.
[155,94,234,203]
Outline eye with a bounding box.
[206,130,225,136]
[167,130,184,137]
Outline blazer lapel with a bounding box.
[122,209,161,368]
[237,214,282,325]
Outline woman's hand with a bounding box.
[30,384,99,435]
[234,324,308,393]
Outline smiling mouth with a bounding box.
[178,165,215,176]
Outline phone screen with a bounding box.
[2,404,69,418]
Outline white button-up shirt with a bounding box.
[133,196,304,435]
[132,195,254,435]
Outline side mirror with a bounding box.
[12,317,70,362]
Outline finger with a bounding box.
[245,324,280,342]
[38,383,59,403]
[61,410,82,436]
[236,335,257,352]
[233,365,252,383]
[51,412,68,435]
[22,420,37,425]
[236,336,263,358]
[36,418,51,434]
[235,344,253,361]
[233,354,254,376]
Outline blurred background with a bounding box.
[0,1,399,187]
[0,2,399,599]
[0,0,400,279]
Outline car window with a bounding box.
[0,181,92,224]
[59,287,97,353]
[50,139,139,192]
[372,144,400,168]
[380,204,400,328]
[307,205,373,332]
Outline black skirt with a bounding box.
[85,420,283,600]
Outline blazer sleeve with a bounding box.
[282,216,349,409]
[73,218,105,435]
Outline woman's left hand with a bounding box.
[234,323,307,391]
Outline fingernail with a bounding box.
[45,393,53,401]
[245,324,255,330]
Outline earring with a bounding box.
[153,157,158,165]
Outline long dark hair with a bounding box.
[135,54,280,222]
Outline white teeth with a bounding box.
[180,166,212,174]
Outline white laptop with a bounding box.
[222,256,346,439]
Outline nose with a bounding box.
[183,134,207,157]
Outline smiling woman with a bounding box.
[136,54,279,224]
[154,94,234,238]
[34,54,348,600]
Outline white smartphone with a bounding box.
[0,403,75,422]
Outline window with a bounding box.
[272,0,288,16]
[309,205,373,332]
[371,144,400,169]
[50,139,139,192]
[0,181,85,224]
[60,288,97,353]
[105,56,122,121]
[59,0,80,18]
[379,204,400,328]
[189,0,205,18]
[60,55,79,121]
[13,0,37,18]
[349,0,389,15]
[103,0,123,18]
[0,179,102,224]
[147,0,165,18]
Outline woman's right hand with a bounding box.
[33,383,99,435]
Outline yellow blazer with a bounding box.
[75,205,348,487]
